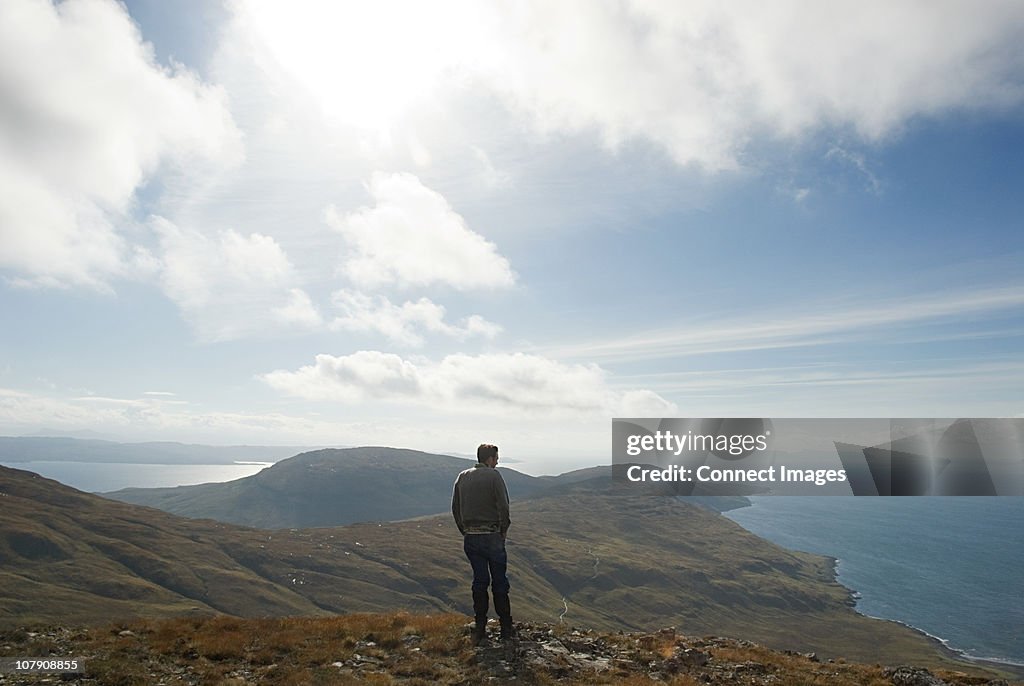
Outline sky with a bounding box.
[1,0,1023,475]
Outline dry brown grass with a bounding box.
[3,613,1015,685]
[710,644,894,686]
[70,612,474,685]
[712,644,801,668]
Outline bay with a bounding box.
[0,460,273,493]
[723,496,1024,665]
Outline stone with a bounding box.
[884,665,949,686]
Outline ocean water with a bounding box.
[723,497,1024,665]
[0,460,272,492]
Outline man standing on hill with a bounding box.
[452,443,513,644]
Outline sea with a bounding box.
[0,460,273,493]
[723,496,1024,666]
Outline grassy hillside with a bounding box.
[1,464,1008,678]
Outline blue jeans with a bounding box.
[463,533,509,594]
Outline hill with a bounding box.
[0,464,1012,678]
[103,447,551,527]
[1,613,1018,686]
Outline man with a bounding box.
[452,443,513,644]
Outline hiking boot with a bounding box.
[493,592,514,640]
[472,619,489,646]
[472,589,490,645]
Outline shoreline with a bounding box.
[822,554,1024,679]
[882,614,1024,679]
[724,497,1024,679]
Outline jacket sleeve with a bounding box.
[496,472,511,535]
[452,476,465,535]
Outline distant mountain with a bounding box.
[0,436,313,465]
[536,464,609,485]
[0,464,989,671]
[105,447,552,528]
[535,465,755,511]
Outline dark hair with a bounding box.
[477,444,499,463]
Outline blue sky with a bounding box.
[1,0,1023,473]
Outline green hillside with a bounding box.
[0,464,1000,675]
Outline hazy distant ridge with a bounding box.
[0,436,313,465]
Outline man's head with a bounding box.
[477,443,499,467]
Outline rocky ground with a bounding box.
[470,623,1016,686]
[0,615,1018,685]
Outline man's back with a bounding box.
[452,463,510,535]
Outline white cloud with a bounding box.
[235,1,1024,171]
[479,1,1024,169]
[261,351,677,417]
[265,351,422,403]
[0,386,127,428]
[462,314,504,340]
[827,146,882,194]
[471,146,511,189]
[329,290,501,347]
[0,386,329,444]
[155,218,321,341]
[325,172,516,290]
[616,360,1024,418]
[0,0,241,289]
[273,288,324,329]
[540,285,1024,362]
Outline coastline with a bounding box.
[722,498,1024,680]
[821,554,1024,680]
[884,616,1024,679]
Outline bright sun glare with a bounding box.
[241,0,488,132]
